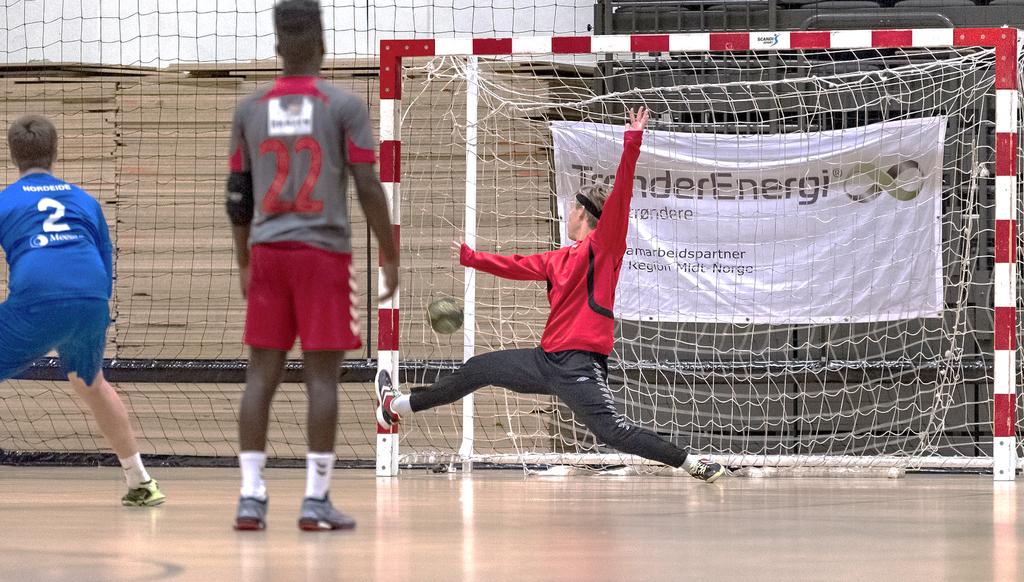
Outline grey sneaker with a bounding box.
[234,496,268,531]
[298,495,357,531]
[689,459,726,483]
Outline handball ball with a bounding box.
[427,296,464,334]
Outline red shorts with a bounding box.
[244,242,362,352]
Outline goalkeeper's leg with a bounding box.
[377,348,550,427]
[550,351,726,483]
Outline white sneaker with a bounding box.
[689,459,726,483]
[374,369,402,430]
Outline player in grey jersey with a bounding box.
[225,0,399,531]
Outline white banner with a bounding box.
[550,118,946,323]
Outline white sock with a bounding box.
[239,451,268,500]
[305,452,335,499]
[119,453,151,488]
[392,394,413,416]
[682,455,700,474]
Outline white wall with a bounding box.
[0,0,594,66]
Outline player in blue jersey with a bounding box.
[0,115,165,506]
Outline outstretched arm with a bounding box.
[454,240,549,281]
[592,106,648,252]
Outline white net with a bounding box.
[394,45,1024,471]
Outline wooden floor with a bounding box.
[0,467,1020,582]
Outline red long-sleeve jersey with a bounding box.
[461,129,643,356]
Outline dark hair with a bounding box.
[274,0,324,65]
[7,115,58,172]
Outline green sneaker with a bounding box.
[122,479,166,507]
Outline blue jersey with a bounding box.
[0,173,113,303]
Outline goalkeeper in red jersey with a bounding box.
[376,107,724,482]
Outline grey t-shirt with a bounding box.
[228,76,376,253]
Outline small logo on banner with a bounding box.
[268,96,314,136]
[30,234,48,248]
[844,161,926,203]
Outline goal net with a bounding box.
[384,31,1023,476]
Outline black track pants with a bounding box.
[409,348,689,467]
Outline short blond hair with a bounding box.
[574,184,609,228]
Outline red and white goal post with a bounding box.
[375,28,1022,480]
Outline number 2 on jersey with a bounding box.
[259,137,324,215]
[37,197,70,232]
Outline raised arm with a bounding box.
[456,240,550,281]
[592,107,648,251]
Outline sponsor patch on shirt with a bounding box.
[268,96,314,136]
[30,232,83,248]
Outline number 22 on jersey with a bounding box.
[259,137,324,215]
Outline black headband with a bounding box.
[576,193,602,220]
